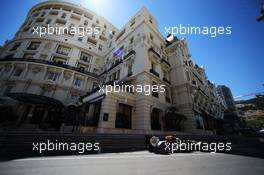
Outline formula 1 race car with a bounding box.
[146,135,197,154]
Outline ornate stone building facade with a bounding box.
[0,1,226,134]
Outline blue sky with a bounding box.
[0,0,263,100]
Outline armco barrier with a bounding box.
[174,134,262,144]
[0,132,146,159]
[0,131,263,160]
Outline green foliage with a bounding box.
[246,116,264,129]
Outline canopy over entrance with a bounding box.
[7,93,64,107]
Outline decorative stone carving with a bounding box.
[47,67,59,72]
[44,42,52,50]
[31,65,43,74]
[64,71,73,80]
[41,84,56,91]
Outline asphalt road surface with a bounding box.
[0,151,263,175]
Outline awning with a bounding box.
[82,89,105,103]
[88,94,105,104]
[7,93,64,107]
[0,97,19,107]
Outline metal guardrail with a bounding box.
[0,131,263,160]
[0,132,146,158]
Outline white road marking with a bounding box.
[13,152,223,162]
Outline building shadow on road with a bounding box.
[0,132,263,161]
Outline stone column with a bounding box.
[7,63,15,78]
[22,63,29,78]
[41,65,48,80]
[58,69,65,84]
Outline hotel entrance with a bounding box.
[7,93,64,131]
